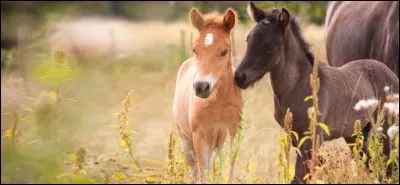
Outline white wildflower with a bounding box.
[384,102,399,117]
[384,86,390,93]
[366,99,379,111]
[394,94,399,101]
[387,125,399,140]
[354,99,367,111]
[354,98,379,111]
[376,127,383,134]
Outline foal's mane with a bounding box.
[201,11,237,30]
[287,16,315,65]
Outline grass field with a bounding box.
[1,16,398,184]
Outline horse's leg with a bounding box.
[193,132,212,183]
[181,136,198,183]
[292,129,325,184]
[381,123,392,179]
[343,122,372,171]
[292,135,312,184]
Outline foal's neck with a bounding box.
[269,26,313,100]
[213,57,238,100]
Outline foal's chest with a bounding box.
[189,101,243,131]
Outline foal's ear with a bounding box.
[279,8,291,30]
[247,1,266,23]
[189,8,204,31]
[223,8,237,32]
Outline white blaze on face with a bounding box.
[204,33,214,46]
[195,73,216,90]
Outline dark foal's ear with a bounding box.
[223,8,237,32]
[247,1,266,22]
[279,8,291,31]
[189,8,204,31]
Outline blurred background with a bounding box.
[1,1,331,184]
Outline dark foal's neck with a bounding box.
[269,23,314,101]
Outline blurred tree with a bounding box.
[1,1,328,50]
[111,1,124,17]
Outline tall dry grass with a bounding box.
[1,18,398,184]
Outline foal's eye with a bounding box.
[192,49,197,55]
[220,49,228,57]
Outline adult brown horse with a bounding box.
[173,7,244,183]
[234,2,399,184]
[325,1,399,77]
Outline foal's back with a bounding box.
[319,59,399,138]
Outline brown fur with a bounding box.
[325,1,399,77]
[173,8,243,183]
[235,2,399,183]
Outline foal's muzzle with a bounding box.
[234,71,248,89]
[193,81,211,98]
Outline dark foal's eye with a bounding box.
[220,49,228,57]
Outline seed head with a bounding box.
[376,127,383,134]
[383,102,399,117]
[384,86,390,93]
[387,125,399,140]
[354,98,379,112]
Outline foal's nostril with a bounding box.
[235,72,247,83]
[203,83,210,92]
[194,82,211,93]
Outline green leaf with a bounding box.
[298,136,310,148]
[307,107,314,119]
[317,151,325,157]
[352,146,358,155]
[67,154,77,161]
[278,137,287,145]
[362,154,368,163]
[317,122,330,136]
[112,173,126,180]
[145,176,159,183]
[347,143,356,147]
[49,91,57,100]
[291,131,299,142]
[72,174,95,184]
[303,173,311,181]
[304,95,312,102]
[3,129,12,138]
[293,147,302,157]
[119,140,127,148]
[387,158,393,167]
[315,179,325,184]
[129,164,141,172]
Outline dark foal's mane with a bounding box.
[288,16,315,65]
